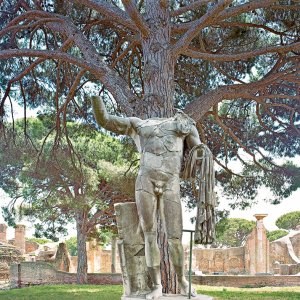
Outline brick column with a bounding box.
[254,214,270,274]
[245,214,270,274]
[15,225,26,254]
[0,223,7,243]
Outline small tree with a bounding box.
[275,211,300,231]
[0,117,136,283]
[267,229,288,242]
[215,218,255,247]
[65,237,78,256]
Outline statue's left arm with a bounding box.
[183,124,217,245]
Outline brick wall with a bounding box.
[192,275,300,287]
[193,247,245,274]
[25,241,39,253]
[10,262,122,287]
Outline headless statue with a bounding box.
[92,96,202,299]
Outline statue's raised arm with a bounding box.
[91,95,140,136]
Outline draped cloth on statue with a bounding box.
[181,144,216,245]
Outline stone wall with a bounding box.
[9,262,300,288]
[10,262,122,287]
[290,233,300,258]
[193,247,245,274]
[192,275,300,287]
[193,214,272,275]
[25,241,39,253]
[0,239,24,281]
[71,247,121,274]
[269,231,300,275]
[270,240,291,265]
[99,249,112,273]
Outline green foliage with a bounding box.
[65,237,78,256]
[66,230,113,257]
[0,1,299,210]
[219,161,300,209]
[275,211,300,230]
[215,218,255,247]
[266,230,288,242]
[26,237,52,245]
[0,116,137,241]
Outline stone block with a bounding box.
[115,202,151,297]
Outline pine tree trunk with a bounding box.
[142,1,178,294]
[157,214,179,294]
[140,0,175,119]
[76,211,88,284]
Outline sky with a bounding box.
[1,101,299,243]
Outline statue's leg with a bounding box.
[136,190,162,299]
[162,191,197,297]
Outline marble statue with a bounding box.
[92,96,216,300]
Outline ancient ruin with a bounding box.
[0,222,121,279]
[193,214,300,276]
[0,224,24,281]
[1,215,300,290]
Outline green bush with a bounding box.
[267,230,288,242]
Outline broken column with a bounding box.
[245,214,270,274]
[115,202,150,298]
[15,224,26,254]
[0,223,7,243]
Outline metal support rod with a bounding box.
[17,263,21,288]
[183,229,194,299]
[188,231,193,299]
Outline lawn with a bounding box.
[0,284,299,300]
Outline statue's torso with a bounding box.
[135,117,192,183]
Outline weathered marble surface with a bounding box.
[115,202,151,297]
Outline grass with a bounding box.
[197,285,300,299]
[0,285,123,300]
[0,284,299,300]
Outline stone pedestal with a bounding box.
[115,202,151,297]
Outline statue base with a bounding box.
[121,294,213,300]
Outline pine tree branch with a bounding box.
[121,0,149,37]
[70,0,138,32]
[0,11,138,115]
[212,105,271,172]
[171,0,291,34]
[183,42,300,61]
[185,57,299,121]
[0,49,134,115]
[172,0,232,57]
[219,0,297,20]
[170,0,211,17]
